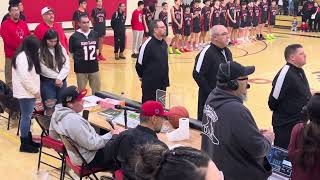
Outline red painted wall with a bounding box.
[22,0,126,23]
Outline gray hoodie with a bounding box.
[49,104,112,166]
[201,88,272,180]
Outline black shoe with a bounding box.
[29,132,40,148]
[119,53,126,59]
[20,137,39,153]
[131,54,137,58]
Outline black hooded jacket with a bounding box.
[201,88,272,180]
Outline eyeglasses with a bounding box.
[216,32,229,36]
[156,26,166,29]
[237,77,248,81]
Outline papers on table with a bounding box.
[83,95,102,108]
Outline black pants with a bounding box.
[308,18,315,31]
[142,86,166,103]
[273,122,297,149]
[315,14,320,31]
[114,32,125,53]
[197,90,210,121]
[87,148,114,169]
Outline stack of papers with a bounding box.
[83,96,102,108]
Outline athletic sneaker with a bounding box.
[175,49,182,54]
[179,48,185,53]
[270,34,276,39]
[169,46,173,54]
[184,48,192,52]
[97,54,106,61]
[265,34,272,40]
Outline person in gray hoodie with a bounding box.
[201,61,275,180]
[49,86,123,167]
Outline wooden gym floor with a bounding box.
[0,27,320,179]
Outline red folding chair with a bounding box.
[60,135,113,180]
[34,113,66,180]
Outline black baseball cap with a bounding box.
[61,86,87,107]
[217,61,255,83]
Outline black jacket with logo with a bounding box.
[201,88,272,180]
[111,10,126,35]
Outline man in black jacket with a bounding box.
[103,101,169,180]
[202,61,274,180]
[193,25,233,121]
[268,44,311,149]
[136,20,169,103]
[111,3,126,60]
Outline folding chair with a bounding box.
[34,113,66,180]
[60,135,112,180]
[0,94,21,135]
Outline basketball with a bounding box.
[168,106,189,129]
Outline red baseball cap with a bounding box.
[140,101,171,117]
[61,86,87,106]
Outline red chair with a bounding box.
[34,113,66,180]
[60,135,113,180]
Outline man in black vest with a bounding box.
[193,25,233,121]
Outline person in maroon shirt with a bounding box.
[288,93,320,180]
[200,0,211,47]
[72,0,89,31]
[1,4,30,88]
[34,7,69,52]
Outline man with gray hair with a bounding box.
[193,25,233,121]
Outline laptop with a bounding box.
[267,146,292,180]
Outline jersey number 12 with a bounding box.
[83,45,96,60]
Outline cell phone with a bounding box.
[83,110,89,120]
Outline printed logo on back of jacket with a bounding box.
[202,105,220,145]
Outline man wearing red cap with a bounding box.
[34,7,69,51]
[103,101,170,180]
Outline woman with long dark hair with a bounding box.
[39,29,69,110]
[288,93,320,180]
[12,35,41,153]
[134,144,224,180]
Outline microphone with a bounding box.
[114,105,140,112]
[246,84,251,89]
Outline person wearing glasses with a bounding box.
[201,61,274,180]
[193,25,233,122]
[136,20,169,103]
[34,7,69,51]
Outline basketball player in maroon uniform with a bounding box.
[210,0,221,27]
[266,1,278,39]
[227,0,237,45]
[170,0,183,54]
[91,0,106,61]
[191,0,202,51]
[247,1,254,41]
[72,0,89,31]
[200,0,211,48]
[182,5,193,52]
[220,0,228,27]
[252,0,261,40]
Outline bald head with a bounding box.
[210,25,229,48]
[211,25,228,38]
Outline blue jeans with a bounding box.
[40,77,67,106]
[19,98,36,138]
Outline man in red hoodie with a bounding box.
[1,4,30,88]
[34,7,68,51]
[131,1,145,58]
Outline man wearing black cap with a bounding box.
[193,25,233,121]
[201,61,274,180]
[49,86,123,168]
[103,101,169,180]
